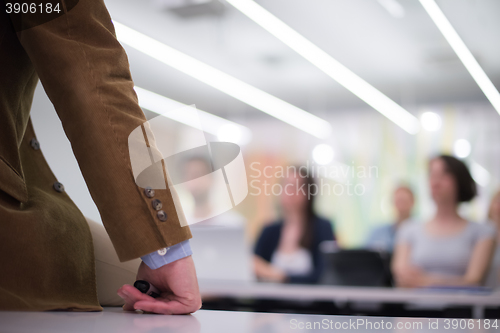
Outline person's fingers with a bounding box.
[134,299,199,315]
[117,292,137,311]
[122,302,136,312]
[117,284,155,311]
[120,284,156,300]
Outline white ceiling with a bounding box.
[104,0,500,119]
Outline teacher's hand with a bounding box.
[117,256,201,315]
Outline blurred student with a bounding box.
[253,167,335,284]
[485,191,500,288]
[392,155,496,288]
[365,186,415,253]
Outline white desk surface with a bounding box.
[1,307,498,333]
[199,280,500,307]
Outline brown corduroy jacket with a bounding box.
[0,0,191,311]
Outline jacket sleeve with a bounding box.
[7,0,191,261]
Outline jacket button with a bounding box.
[53,182,65,193]
[157,210,167,222]
[144,187,155,198]
[30,138,40,150]
[152,199,162,211]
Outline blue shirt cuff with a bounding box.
[141,240,192,269]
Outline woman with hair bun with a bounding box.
[392,155,496,288]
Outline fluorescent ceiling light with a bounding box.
[114,21,332,139]
[420,0,500,116]
[225,0,420,135]
[312,144,334,165]
[420,111,442,131]
[135,86,252,145]
[378,0,405,18]
[453,139,471,158]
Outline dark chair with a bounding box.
[319,249,393,287]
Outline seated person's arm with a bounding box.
[253,220,334,284]
[285,256,321,284]
[393,239,496,287]
[253,255,286,282]
[423,238,496,286]
[392,222,430,287]
[392,242,416,287]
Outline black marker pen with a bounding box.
[134,280,161,298]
